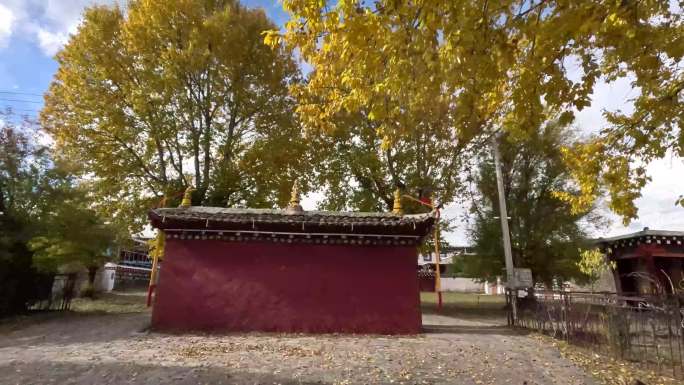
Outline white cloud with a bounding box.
[33,0,117,56]
[0,0,118,56]
[43,0,97,26]
[574,76,684,236]
[0,3,15,48]
[575,76,637,135]
[603,155,684,235]
[36,27,70,56]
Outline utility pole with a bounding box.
[433,215,442,311]
[401,192,442,311]
[492,136,517,322]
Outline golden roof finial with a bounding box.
[287,180,303,213]
[392,187,403,215]
[150,230,165,259]
[179,185,195,208]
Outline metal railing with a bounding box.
[510,290,684,379]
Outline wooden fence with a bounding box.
[510,290,684,379]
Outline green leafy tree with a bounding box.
[42,0,308,231]
[28,164,117,289]
[465,118,605,285]
[310,112,466,212]
[0,115,43,316]
[1,113,118,312]
[577,248,616,292]
[446,254,466,278]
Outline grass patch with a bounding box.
[421,292,506,309]
[420,292,507,320]
[69,291,149,314]
[0,292,148,333]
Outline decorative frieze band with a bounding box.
[604,235,684,251]
[163,229,424,247]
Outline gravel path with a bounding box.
[0,296,597,385]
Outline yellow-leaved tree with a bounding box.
[42,0,309,231]
[268,0,683,223]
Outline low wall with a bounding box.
[418,277,494,293]
[440,278,484,293]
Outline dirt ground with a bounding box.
[0,292,598,385]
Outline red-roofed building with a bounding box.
[597,229,684,295]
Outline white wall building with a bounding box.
[418,246,504,294]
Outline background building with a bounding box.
[597,229,684,295]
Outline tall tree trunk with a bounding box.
[0,186,5,214]
[82,265,98,299]
[193,126,202,197]
[87,266,98,287]
[199,110,213,204]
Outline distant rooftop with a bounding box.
[595,228,684,245]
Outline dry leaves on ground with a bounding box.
[534,335,681,385]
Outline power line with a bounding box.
[2,111,38,115]
[1,106,41,113]
[0,90,44,97]
[0,98,43,104]
[0,109,38,114]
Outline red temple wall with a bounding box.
[152,239,422,334]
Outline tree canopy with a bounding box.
[268,0,683,222]
[28,165,116,274]
[576,248,616,291]
[465,118,604,285]
[42,0,310,231]
[0,116,41,316]
[1,113,118,314]
[310,112,464,212]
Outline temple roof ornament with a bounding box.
[287,180,303,213]
[392,188,403,215]
[179,186,195,208]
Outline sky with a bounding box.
[0,0,682,244]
